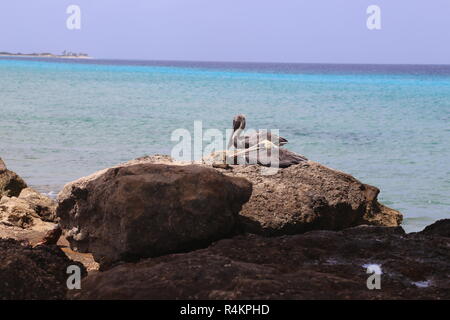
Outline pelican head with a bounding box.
[233,114,246,132]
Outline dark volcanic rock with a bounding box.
[418,219,450,238]
[0,238,86,299]
[71,220,450,300]
[213,161,402,235]
[0,158,27,198]
[57,160,252,269]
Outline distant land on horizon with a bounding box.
[0,51,91,59]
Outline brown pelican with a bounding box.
[227,114,288,150]
[220,114,307,168]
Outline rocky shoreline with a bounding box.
[1,156,448,299]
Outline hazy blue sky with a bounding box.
[1,0,449,64]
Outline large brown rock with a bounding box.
[0,158,27,198]
[122,155,401,236]
[0,238,86,299]
[71,220,450,300]
[214,161,402,235]
[131,156,401,235]
[57,159,252,269]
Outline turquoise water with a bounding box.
[0,58,449,232]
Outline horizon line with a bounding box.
[81,57,450,67]
[1,53,450,67]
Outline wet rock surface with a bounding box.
[71,220,450,300]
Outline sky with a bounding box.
[0,0,449,64]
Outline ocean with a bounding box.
[0,57,449,232]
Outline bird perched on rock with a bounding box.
[228,114,288,149]
[224,114,307,168]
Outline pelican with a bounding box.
[221,114,307,168]
[227,114,288,150]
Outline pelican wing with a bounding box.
[235,142,307,168]
[243,130,288,149]
[278,148,307,168]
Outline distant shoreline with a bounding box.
[0,52,92,59]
